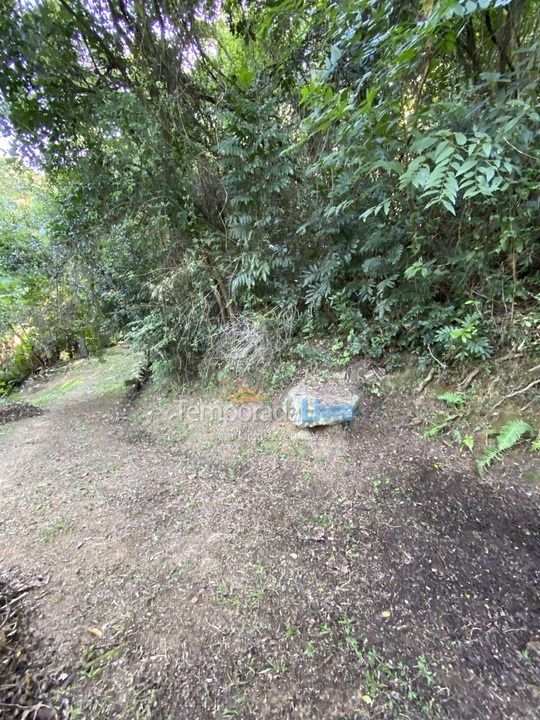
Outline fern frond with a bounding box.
[531,433,540,452]
[496,420,533,453]
[477,446,500,474]
[437,391,465,407]
[478,419,533,473]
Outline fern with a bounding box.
[478,420,533,473]
[532,433,540,452]
[437,391,466,407]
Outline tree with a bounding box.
[0,0,538,380]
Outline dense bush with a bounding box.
[0,0,538,378]
[0,159,105,390]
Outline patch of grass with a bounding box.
[283,624,299,640]
[126,687,158,720]
[17,347,141,409]
[216,580,241,609]
[230,663,256,688]
[246,586,265,610]
[32,496,50,512]
[312,511,333,528]
[303,468,315,486]
[0,422,16,442]
[39,516,74,541]
[200,435,219,451]
[337,636,448,716]
[75,481,106,504]
[257,429,311,461]
[227,448,250,481]
[172,421,190,442]
[262,654,287,677]
[258,430,284,455]
[289,439,309,459]
[31,377,85,407]
[84,644,125,678]
[304,641,316,657]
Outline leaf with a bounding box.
[396,47,419,64]
[433,142,454,164]
[455,132,467,145]
[424,415,457,437]
[410,136,438,153]
[478,420,533,472]
[455,158,477,177]
[497,419,533,453]
[330,45,342,65]
[444,174,459,197]
[87,626,103,639]
[437,391,465,407]
[399,156,426,186]
[236,65,253,90]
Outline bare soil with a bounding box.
[0,401,43,425]
[0,347,538,719]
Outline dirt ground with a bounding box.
[0,401,43,425]
[0,346,538,719]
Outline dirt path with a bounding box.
[0,348,539,719]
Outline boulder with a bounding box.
[283,384,361,428]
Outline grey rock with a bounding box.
[283,384,361,428]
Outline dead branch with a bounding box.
[491,378,540,411]
[458,366,482,392]
[417,367,436,394]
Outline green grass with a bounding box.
[17,346,141,409]
[25,376,86,408]
[0,422,16,442]
[258,429,311,460]
[39,515,74,541]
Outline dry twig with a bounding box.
[417,368,436,394]
[458,366,482,392]
[491,378,540,411]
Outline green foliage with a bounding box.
[0,0,538,379]
[0,158,105,389]
[478,420,534,473]
[434,313,492,361]
[0,336,35,395]
[437,392,466,408]
[424,415,458,438]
